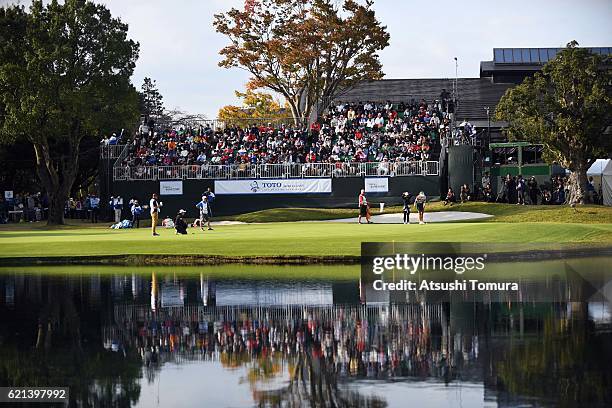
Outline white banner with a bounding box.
[215,178,332,195]
[4,190,13,199]
[159,180,183,195]
[365,177,389,193]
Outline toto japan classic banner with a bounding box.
[159,180,183,195]
[364,177,389,193]
[214,178,332,195]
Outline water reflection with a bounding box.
[0,270,611,407]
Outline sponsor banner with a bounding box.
[160,283,184,307]
[365,177,389,193]
[215,178,332,195]
[159,180,183,195]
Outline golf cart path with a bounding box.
[319,211,493,224]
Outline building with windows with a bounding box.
[337,47,611,190]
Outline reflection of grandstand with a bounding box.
[105,302,475,381]
[111,303,446,330]
[2,273,610,407]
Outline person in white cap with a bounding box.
[195,195,212,231]
[401,192,411,224]
[174,209,188,235]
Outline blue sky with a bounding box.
[4,0,612,117]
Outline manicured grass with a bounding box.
[1,220,611,259]
[222,207,362,223]
[219,202,612,224]
[426,202,612,223]
[1,203,610,260]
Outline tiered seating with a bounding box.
[120,98,455,171]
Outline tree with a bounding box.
[156,108,208,129]
[214,0,389,126]
[139,77,164,121]
[0,0,140,225]
[217,89,288,124]
[495,41,612,204]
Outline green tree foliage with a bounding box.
[139,77,164,120]
[0,0,140,224]
[214,0,389,126]
[495,41,612,204]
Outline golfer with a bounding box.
[150,193,161,236]
[203,187,215,230]
[401,192,411,224]
[414,191,427,225]
[195,195,212,231]
[358,189,372,224]
[174,209,188,235]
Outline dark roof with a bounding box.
[334,78,513,120]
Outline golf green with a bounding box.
[1,221,611,259]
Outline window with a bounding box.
[512,49,522,62]
[530,48,540,63]
[539,49,549,63]
[547,48,558,61]
[521,48,531,63]
[503,48,513,63]
[494,49,503,62]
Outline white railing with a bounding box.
[99,144,127,159]
[331,161,439,177]
[113,161,439,181]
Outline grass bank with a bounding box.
[0,264,361,280]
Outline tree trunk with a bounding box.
[33,141,78,226]
[567,160,590,205]
[288,97,306,128]
[47,189,68,225]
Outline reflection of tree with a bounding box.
[0,345,142,407]
[253,349,387,408]
[0,277,143,408]
[495,310,612,407]
[244,355,286,385]
[247,326,387,408]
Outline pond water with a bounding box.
[0,262,611,407]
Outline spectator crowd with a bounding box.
[119,96,468,172]
[0,192,48,223]
[442,172,601,206]
[0,192,107,224]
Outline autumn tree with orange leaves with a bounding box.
[218,89,288,124]
[214,0,389,126]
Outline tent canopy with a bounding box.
[604,160,612,176]
[601,160,612,206]
[588,159,611,175]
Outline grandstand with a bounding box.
[99,47,611,216]
[335,77,510,125]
